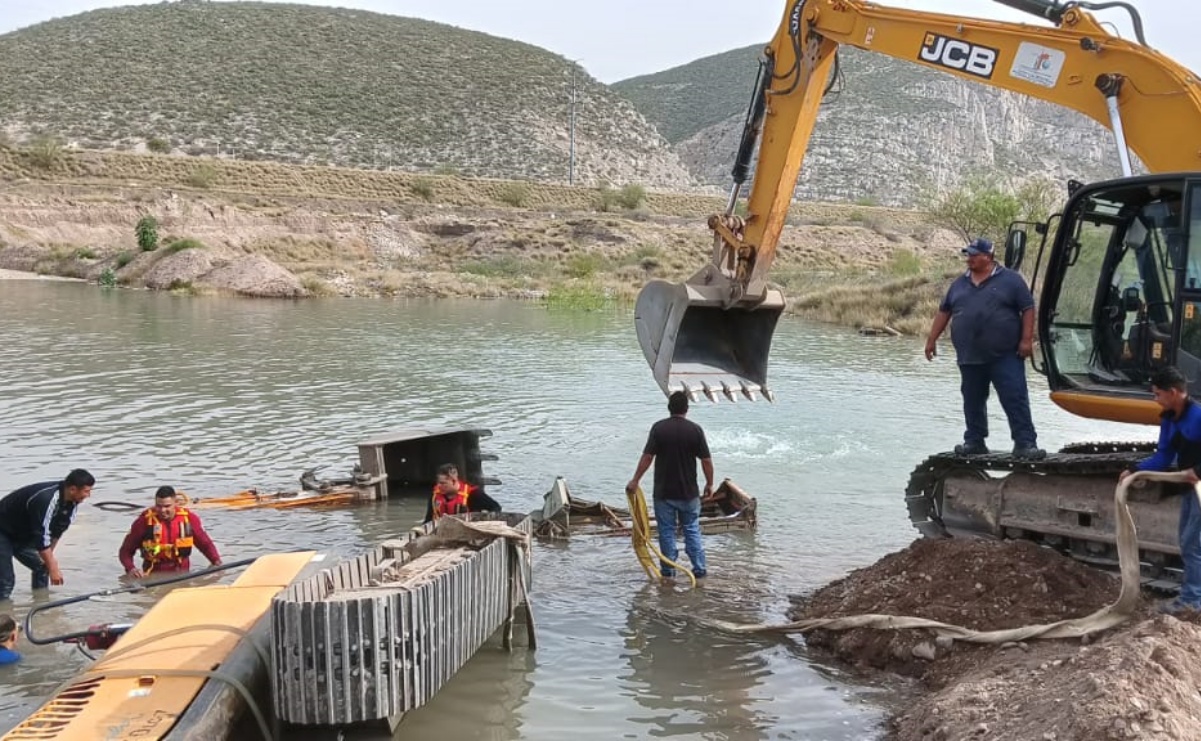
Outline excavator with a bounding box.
[634,0,1201,587]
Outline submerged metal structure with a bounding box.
[271,513,533,728]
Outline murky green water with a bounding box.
[0,282,1144,739]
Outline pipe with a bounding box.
[24,557,259,645]
[992,0,1066,23]
[1096,73,1134,177]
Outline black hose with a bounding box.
[92,501,146,512]
[23,556,259,645]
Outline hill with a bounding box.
[0,1,691,187]
[615,45,1123,206]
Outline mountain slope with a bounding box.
[616,45,1123,205]
[0,1,691,186]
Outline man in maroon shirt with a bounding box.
[118,486,222,578]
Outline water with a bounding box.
[0,281,1145,739]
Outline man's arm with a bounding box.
[189,513,222,566]
[626,453,654,494]
[1125,422,1173,476]
[469,488,502,513]
[1018,307,1036,358]
[925,310,951,361]
[118,517,143,575]
[701,458,715,497]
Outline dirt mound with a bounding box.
[891,615,1201,741]
[791,538,1120,685]
[142,249,216,290]
[196,254,306,298]
[790,538,1201,740]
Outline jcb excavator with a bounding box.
[634,0,1201,587]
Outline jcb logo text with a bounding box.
[918,33,997,79]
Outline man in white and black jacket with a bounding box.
[0,469,94,600]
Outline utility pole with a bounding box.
[568,60,582,186]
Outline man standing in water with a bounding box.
[118,486,222,578]
[0,469,94,600]
[627,391,714,579]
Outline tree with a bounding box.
[926,175,1064,244]
[136,216,159,252]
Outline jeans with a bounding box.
[0,530,49,601]
[653,497,706,577]
[1179,490,1201,606]
[959,354,1038,448]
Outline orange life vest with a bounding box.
[139,508,195,566]
[431,481,475,520]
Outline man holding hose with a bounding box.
[1120,365,1201,614]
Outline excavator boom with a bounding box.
[636,0,1201,402]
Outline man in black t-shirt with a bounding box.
[626,392,714,578]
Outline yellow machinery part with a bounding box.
[3,551,316,741]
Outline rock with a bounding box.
[196,254,306,298]
[935,635,955,650]
[912,642,938,661]
[142,248,215,289]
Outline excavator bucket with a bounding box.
[635,279,784,402]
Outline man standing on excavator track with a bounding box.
[925,237,1045,461]
[1120,365,1201,614]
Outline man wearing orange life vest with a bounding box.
[422,463,501,524]
[118,486,222,578]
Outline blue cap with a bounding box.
[961,238,994,257]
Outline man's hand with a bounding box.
[126,567,144,579]
[1118,469,1133,482]
[48,566,64,586]
[625,480,640,494]
[1018,338,1034,359]
[703,483,713,498]
[1188,469,1200,485]
[924,340,937,361]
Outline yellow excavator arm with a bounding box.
[635,0,1201,403]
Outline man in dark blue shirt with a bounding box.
[925,238,1044,459]
[0,469,94,601]
[1120,365,1201,613]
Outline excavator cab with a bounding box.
[1029,174,1201,423]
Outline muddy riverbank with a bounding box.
[789,538,1201,740]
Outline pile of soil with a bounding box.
[790,538,1201,740]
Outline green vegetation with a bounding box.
[26,135,63,170]
[544,282,613,311]
[926,175,1061,244]
[135,215,158,251]
[186,164,217,189]
[98,267,117,287]
[73,247,96,259]
[146,137,169,154]
[496,182,530,207]
[115,250,134,268]
[163,237,204,254]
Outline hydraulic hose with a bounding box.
[23,556,258,645]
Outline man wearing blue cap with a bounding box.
[924,237,1045,460]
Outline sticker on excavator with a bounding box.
[1009,41,1065,88]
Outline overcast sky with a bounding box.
[3,0,1197,83]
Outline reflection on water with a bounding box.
[0,282,1148,738]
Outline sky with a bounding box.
[3,0,1198,83]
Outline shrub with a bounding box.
[98,268,117,287]
[147,137,170,154]
[888,248,922,276]
[164,238,204,254]
[496,182,530,208]
[135,216,159,252]
[74,247,97,260]
[617,184,646,210]
[26,136,63,171]
[409,176,435,200]
[565,253,606,279]
[595,184,621,212]
[115,251,135,268]
[186,164,217,189]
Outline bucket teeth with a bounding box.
[701,382,719,403]
[740,382,759,402]
[762,387,776,403]
[721,382,738,403]
[681,382,701,403]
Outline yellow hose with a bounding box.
[626,487,697,588]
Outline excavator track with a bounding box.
[903,441,1187,591]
